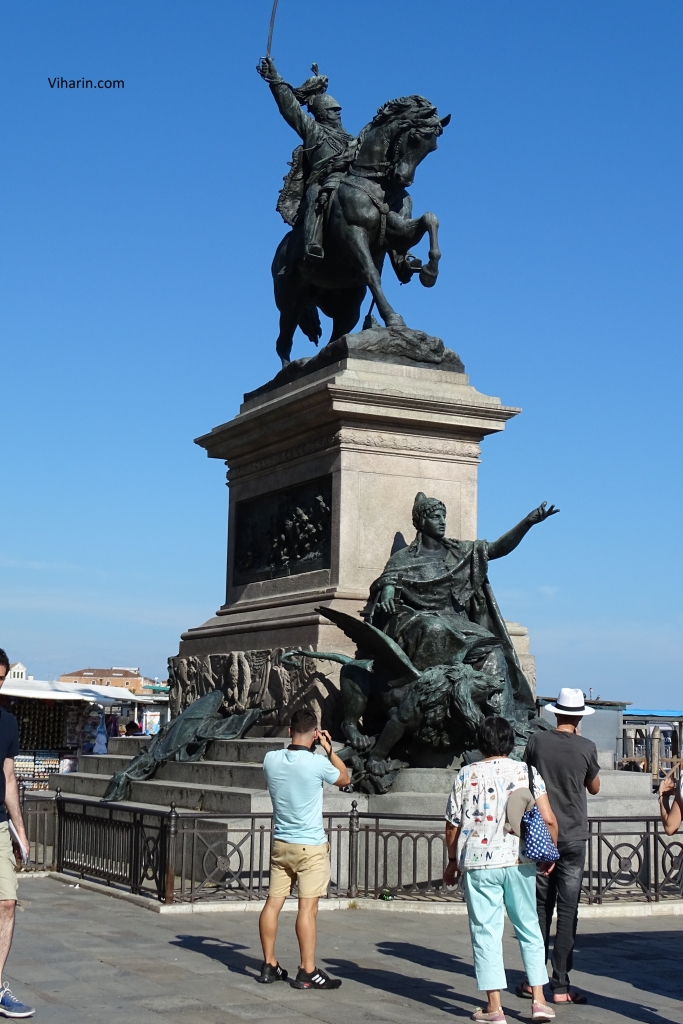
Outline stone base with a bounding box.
[244,324,465,401]
[167,648,342,734]
[170,618,535,734]
[177,349,520,697]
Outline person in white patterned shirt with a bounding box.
[444,716,558,1024]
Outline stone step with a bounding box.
[593,770,654,797]
[52,771,271,813]
[50,771,362,815]
[389,768,454,794]
[107,735,287,763]
[78,754,132,774]
[79,755,271,791]
[367,792,452,816]
[204,738,288,763]
[587,794,659,818]
[108,737,148,755]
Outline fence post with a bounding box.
[651,726,660,789]
[130,811,141,894]
[54,787,64,873]
[18,783,27,868]
[348,800,359,899]
[164,803,178,905]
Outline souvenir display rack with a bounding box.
[0,696,86,791]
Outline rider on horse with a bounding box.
[257,56,357,261]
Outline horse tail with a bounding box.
[298,302,322,347]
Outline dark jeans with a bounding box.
[535,842,586,994]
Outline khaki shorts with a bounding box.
[0,824,18,901]
[269,840,331,899]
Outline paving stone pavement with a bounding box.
[8,878,683,1024]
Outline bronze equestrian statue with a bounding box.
[257,57,450,366]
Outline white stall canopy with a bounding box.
[0,678,163,706]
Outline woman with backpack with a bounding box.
[444,716,558,1024]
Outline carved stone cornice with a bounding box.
[227,427,480,480]
[336,428,480,462]
[227,433,340,481]
[196,359,520,465]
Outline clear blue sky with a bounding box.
[1,2,681,706]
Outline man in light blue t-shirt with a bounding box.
[258,706,350,991]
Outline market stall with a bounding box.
[0,678,167,790]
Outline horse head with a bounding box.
[355,96,450,187]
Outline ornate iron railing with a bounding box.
[585,816,683,904]
[20,793,683,907]
[50,790,173,900]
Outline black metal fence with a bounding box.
[19,791,683,907]
[54,797,173,901]
[585,817,683,904]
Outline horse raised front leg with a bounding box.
[342,225,405,329]
[419,211,441,288]
[386,210,441,288]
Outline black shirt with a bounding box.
[524,729,600,844]
[0,710,20,822]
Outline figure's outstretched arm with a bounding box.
[257,56,309,140]
[487,501,559,560]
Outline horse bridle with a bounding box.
[339,120,440,247]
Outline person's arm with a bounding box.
[659,776,683,835]
[317,730,350,788]
[443,772,463,886]
[536,792,559,846]
[3,759,28,859]
[443,821,461,886]
[256,56,310,139]
[585,745,601,795]
[487,502,559,561]
[528,766,558,876]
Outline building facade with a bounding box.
[59,667,154,696]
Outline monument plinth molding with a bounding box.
[179,354,521,662]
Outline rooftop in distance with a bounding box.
[59,667,154,696]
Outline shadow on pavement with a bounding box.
[170,935,262,979]
[376,941,476,978]
[168,928,683,1024]
[322,956,479,1017]
[372,936,683,1024]
[571,929,682,1006]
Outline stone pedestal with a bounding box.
[179,354,520,662]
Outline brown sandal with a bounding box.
[552,991,587,1005]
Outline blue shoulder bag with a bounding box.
[521,764,560,864]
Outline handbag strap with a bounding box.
[526,759,536,798]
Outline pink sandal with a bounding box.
[471,1010,506,1023]
[531,1002,556,1022]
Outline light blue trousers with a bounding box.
[463,863,548,992]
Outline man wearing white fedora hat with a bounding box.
[519,688,600,1005]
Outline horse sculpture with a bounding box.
[271,96,450,366]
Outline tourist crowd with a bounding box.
[256,686,683,1021]
[0,641,682,1019]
